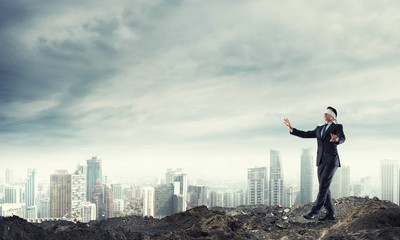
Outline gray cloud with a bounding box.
[1,0,399,181]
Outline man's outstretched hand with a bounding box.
[283,118,293,131]
[330,133,339,142]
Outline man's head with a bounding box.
[324,106,337,123]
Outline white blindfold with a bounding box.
[324,109,337,119]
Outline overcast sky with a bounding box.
[1,1,399,184]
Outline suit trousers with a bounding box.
[311,164,338,214]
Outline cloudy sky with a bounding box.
[1,1,399,184]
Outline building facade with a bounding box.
[300,148,314,204]
[247,167,268,205]
[269,150,284,206]
[380,160,399,205]
[86,157,102,202]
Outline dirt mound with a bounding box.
[324,198,400,239]
[0,216,52,240]
[1,196,399,239]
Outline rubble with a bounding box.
[0,196,399,239]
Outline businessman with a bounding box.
[283,107,346,221]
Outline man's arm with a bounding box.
[284,118,317,138]
[291,127,317,138]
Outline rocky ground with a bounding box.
[1,196,400,239]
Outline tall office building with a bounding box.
[25,169,37,218]
[142,187,155,217]
[5,168,14,185]
[360,176,371,197]
[165,169,187,212]
[341,166,351,197]
[4,185,22,203]
[208,191,218,208]
[269,150,284,206]
[300,148,314,204]
[50,170,87,219]
[81,202,96,222]
[284,185,300,208]
[50,170,72,218]
[87,157,103,202]
[104,185,114,219]
[380,160,399,205]
[71,170,86,218]
[113,199,124,213]
[331,167,341,199]
[92,179,105,220]
[39,198,50,218]
[331,166,350,199]
[173,173,187,212]
[199,186,208,207]
[111,184,122,200]
[187,185,208,209]
[233,189,245,207]
[247,167,268,205]
[154,184,174,218]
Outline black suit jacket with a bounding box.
[290,123,346,167]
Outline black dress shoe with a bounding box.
[303,212,318,220]
[318,214,336,221]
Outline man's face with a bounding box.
[324,111,334,122]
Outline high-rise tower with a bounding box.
[269,150,284,206]
[86,156,103,202]
[247,167,268,205]
[380,160,399,205]
[300,148,313,204]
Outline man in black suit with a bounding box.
[283,107,346,221]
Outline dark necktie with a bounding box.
[322,124,328,139]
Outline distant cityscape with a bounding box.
[0,150,397,223]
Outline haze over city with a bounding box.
[1,1,400,185]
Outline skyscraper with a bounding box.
[284,185,300,208]
[71,170,86,218]
[142,187,155,217]
[331,166,351,199]
[39,198,50,218]
[300,148,314,204]
[113,199,124,213]
[380,160,399,205]
[86,156,103,202]
[81,202,96,222]
[165,168,188,212]
[111,184,122,200]
[331,167,341,199]
[154,184,174,218]
[341,166,351,197]
[92,179,104,220]
[360,176,371,197]
[4,185,22,203]
[208,191,218,208]
[104,185,114,219]
[50,170,87,219]
[50,170,72,218]
[25,169,37,218]
[247,167,268,205]
[173,173,187,212]
[187,185,208,209]
[269,150,284,206]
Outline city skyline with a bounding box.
[1,1,400,182]
[1,156,386,221]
